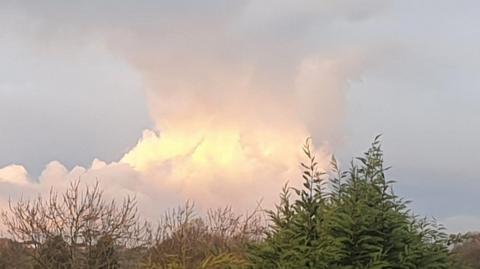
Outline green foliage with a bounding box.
[248,139,340,269]
[248,136,451,269]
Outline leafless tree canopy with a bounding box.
[0,182,265,269]
[1,180,149,269]
[143,202,265,268]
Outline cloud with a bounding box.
[2,0,386,138]
[0,0,389,219]
[0,140,330,220]
[0,165,29,185]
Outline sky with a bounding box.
[0,0,479,233]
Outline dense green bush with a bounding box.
[248,137,451,269]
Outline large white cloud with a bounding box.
[0,0,383,219]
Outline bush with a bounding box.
[248,137,450,269]
[142,202,264,269]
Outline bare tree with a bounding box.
[450,232,480,269]
[142,202,265,269]
[1,180,149,269]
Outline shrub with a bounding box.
[248,137,450,269]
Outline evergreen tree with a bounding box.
[328,136,450,268]
[248,137,450,269]
[248,139,341,269]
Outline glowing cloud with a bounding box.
[0,0,381,218]
[0,165,29,185]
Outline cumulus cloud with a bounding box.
[0,165,29,185]
[0,0,389,218]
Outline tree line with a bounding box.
[0,137,476,268]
